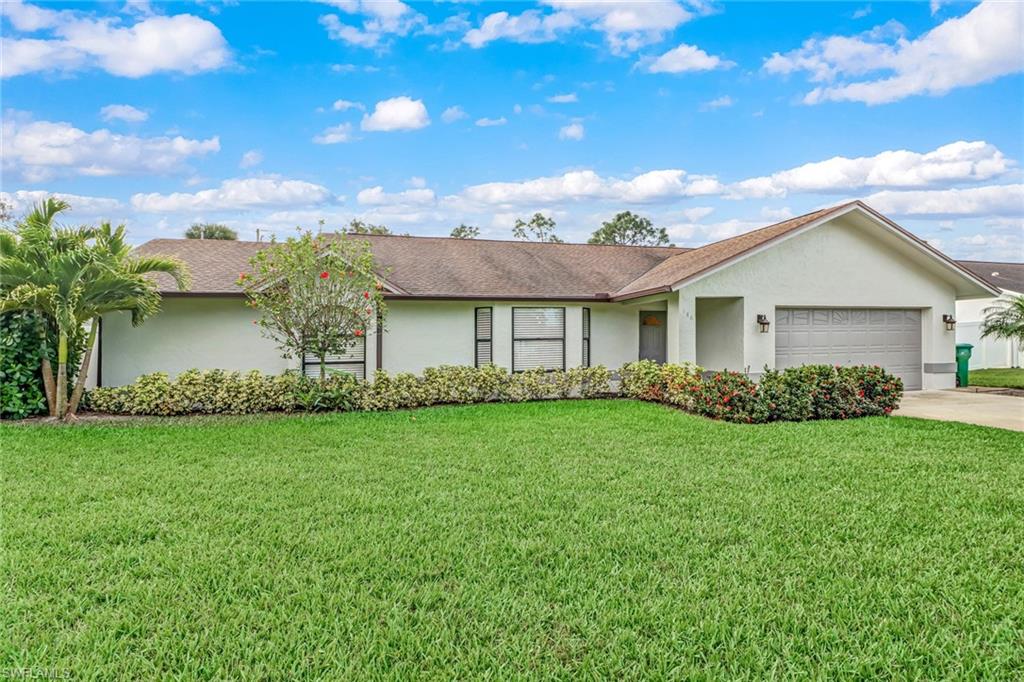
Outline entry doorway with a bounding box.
[639,311,667,363]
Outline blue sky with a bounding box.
[2,0,1022,260]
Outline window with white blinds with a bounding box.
[512,307,565,371]
[475,307,492,367]
[302,337,366,380]
[582,307,591,368]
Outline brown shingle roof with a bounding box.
[137,201,995,301]
[957,260,1024,294]
[135,235,688,299]
[611,203,853,299]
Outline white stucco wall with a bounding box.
[381,300,642,375]
[674,215,962,389]
[695,297,744,371]
[101,297,294,386]
[100,297,647,385]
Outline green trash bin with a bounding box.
[955,343,973,387]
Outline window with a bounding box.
[582,307,591,368]
[512,307,565,372]
[475,307,492,367]
[303,336,366,379]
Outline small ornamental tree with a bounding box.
[238,232,387,379]
[450,224,480,239]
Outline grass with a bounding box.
[970,367,1024,389]
[3,400,1023,679]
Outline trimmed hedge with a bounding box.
[84,361,901,423]
[85,365,613,416]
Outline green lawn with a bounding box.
[970,367,1024,389]
[3,401,1023,679]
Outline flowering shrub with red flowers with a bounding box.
[691,370,761,423]
[838,365,903,417]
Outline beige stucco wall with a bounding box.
[674,215,961,389]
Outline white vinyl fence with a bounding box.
[956,321,1022,369]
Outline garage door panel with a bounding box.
[776,307,922,390]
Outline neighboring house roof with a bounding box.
[956,260,1024,295]
[136,201,999,301]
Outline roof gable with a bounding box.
[612,201,999,300]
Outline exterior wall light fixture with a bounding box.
[942,314,956,331]
[757,314,771,333]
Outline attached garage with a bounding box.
[775,308,923,390]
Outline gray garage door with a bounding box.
[775,308,922,390]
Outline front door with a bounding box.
[639,311,667,363]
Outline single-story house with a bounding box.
[97,201,999,391]
[955,260,1023,369]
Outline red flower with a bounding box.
[363,291,370,299]
[320,271,330,279]
[354,329,364,337]
[238,272,247,280]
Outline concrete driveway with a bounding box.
[897,390,1024,432]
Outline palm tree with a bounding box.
[0,199,189,420]
[981,294,1024,350]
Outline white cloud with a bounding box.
[681,206,714,222]
[950,232,1023,261]
[408,176,427,188]
[760,206,793,220]
[1,2,230,78]
[547,92,578,103]
[100,104,148,122]
[2,115,219,182]
[239,149,263,169]
[457,169,723,207]
[356,186,435,206]
[441,105,467,123]
[332,99,364,112]
[644,43,734,74]
[860,184,1024,218]
[131,177,335,213]
[731,140,1014,198]
[312,123,355,144]
[361,96,430,132]
[558,122,584,141]
[475,116,507,127]
[318,0,425,48]
[700,95,734,111]
[543,0,698,54]
[764,1,1024,104]
[852,5,872,19]
[1,189,123,217]
[463,10,576,49]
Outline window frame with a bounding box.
[302,335,366,380]
[582,307,591,368]
[474,306,493,368]
[511,306,566,373]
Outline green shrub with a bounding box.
[0,311,86,420]
[752,368,813,422]
[840,365,903,416]
[692,371,760,423]
[620,360,702,406]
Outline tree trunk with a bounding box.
[37,317,57,416]
[40,353,57,417]
[55,329,68,419]
[319,353,326,381]
[66,318,98,419]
